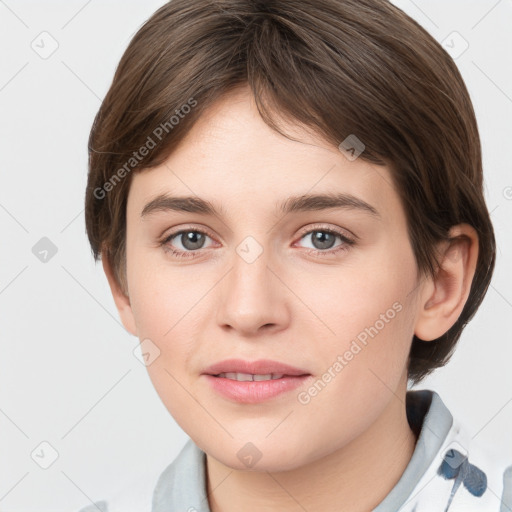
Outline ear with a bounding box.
[102,255,138,336]
[414,223,479,341]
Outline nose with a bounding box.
[215,245,291,336]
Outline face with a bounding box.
[119,85,424,471]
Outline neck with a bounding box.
[206,376,417,512]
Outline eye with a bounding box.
[160,228,215,259]
[295,225,355,256]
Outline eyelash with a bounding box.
[160,224,356,260]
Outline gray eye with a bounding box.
[303,231,338,250]
[173,231,209,251]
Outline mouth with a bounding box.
[212,372,298,381]
[202,359,312,403]
[202,358,310,378]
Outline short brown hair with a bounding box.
[85,0,496,384]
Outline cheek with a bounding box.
[126,244,202,336]
[309,241,417,381]
[291,252,416,441]
[126,259,206,424]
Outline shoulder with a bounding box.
[464,434,512,501]
[402,389,512,511]
[73,440,203,512]
[435,434,512,511]
[73,464,165,512]
[152,438,210,511]
[417,392,512,511]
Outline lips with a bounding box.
[202,358,311,377]
[201,359,312,403]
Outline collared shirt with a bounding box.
[78,389,512,512]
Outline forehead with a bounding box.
[127,86,401,224]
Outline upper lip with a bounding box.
[202,359,310,376]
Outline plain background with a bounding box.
[0,0,511,510]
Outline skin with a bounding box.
[104,84,479,511]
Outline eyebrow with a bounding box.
[141,192,380,219]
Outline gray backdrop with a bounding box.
[1,0,511,510]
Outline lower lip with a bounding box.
[203,374,312,404]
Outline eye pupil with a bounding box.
[312,231,336,250]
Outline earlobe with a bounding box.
[101,254,138,336]
[414,224,479,342]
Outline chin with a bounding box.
[205,437,310,473]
